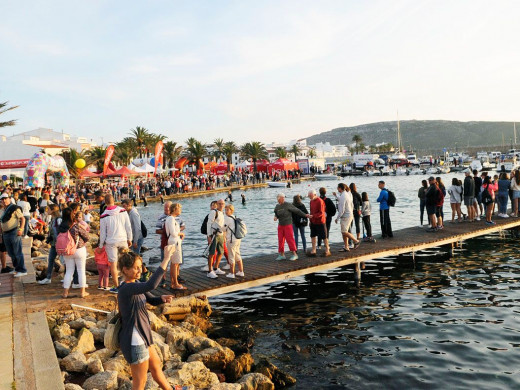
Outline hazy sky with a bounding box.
[1,0,519,145]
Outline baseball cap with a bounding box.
[428,176,435,181]
[0,193,10,199]
[464,168,471,174]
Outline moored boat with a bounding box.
[267,181,288,188]
[314,174,340,181]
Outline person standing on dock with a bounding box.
[308,189,331,256]
[274,193,310,260]
[121,199,144,255]
[335,183,361,251]
[463,170,475,222]
[206,199,226,278]
[473,170,483,220]
[377,181,393,238]
[318,187,336,248]
[0,193,27,277]
[418,180,428,226]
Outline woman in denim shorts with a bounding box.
[117,249,174,389]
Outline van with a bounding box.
[489,151,501,159]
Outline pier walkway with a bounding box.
[156,217,520,298]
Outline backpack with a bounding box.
[55,224,78,256]
[387,190,396,207]
[140,220,148,238]
[324,197,336,217]
[231,216,248,240]
[482,185,493,205]
[200,214,209,235]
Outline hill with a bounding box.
[305,120,518,153]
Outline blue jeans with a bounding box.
[45,245,58,280]
[3,230,26,273]
[23,216,29,237]
[498,192,509,215]
[293,224,307,251]
[132,237,144,255]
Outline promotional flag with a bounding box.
[154,140,163,175]
[103,145,115,176]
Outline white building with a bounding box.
[310,142,351,159]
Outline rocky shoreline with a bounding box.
[47,296,296,389]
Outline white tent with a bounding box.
[236,160,251,169]
[133,163,156,173]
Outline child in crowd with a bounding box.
[75,211,90,232]
[361,192,374,242]
[94,245,110,290]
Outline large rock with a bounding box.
[87,357,104,374]
[225,353,254,382]
[183,313,212,333]
[73,328,96,354]
[60,351,87,373]
[254,360,296,388]
[68,318,97,330]
[166,326,195,356]
[82,370,118,390]
[64,384,83,390]
[148,311,169,332]
[238,373,275,390]
[166,361,219,388]
[54,341,71,358]
[187,347,235,371]
[53,323,73,339]
[103,354,131,380]
[186,336,221,354]
[152,331,170,362]
[90,327,106,343]
[88,348,116,363]
[209,384,242,390]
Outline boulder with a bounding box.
[56,335,78,349]
[148,311,169,332]
[82,370,118,390]
[152,331,170,361]
[88,348,116,363]
[68,318,97,330]
[32,239,42,248]
[209,384,242,390]
[237,373,275,390]
[186,337,221,354]
[73,328,96,354]
[182,313,212,333]
[166,361,219,388]
[64,384,83,390]
[52,323,73,339]
[165,326,195,356]
[31,250,42,257]
[217,338,249,355]
[60,351,87,373]
[90,327,106,344]
[145,372,160,390]
[87,357,104,374]
[187,347,235,371]
[103,354,131,380]
[54,341,71,358]
[254,360,296,388]
[225,353,254,382]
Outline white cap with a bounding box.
[0,193,10,199]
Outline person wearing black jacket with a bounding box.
[463,170,475,221]
[425,177,439,232]
[292,195,309,252]
[318,187,336,247]
[349,183,362,240]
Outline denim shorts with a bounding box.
[130,344,149,365]
[513,190,520,199]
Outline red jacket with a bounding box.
[310,197,326,224]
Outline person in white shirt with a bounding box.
[99,194,132,293]
[206,199,226,279]
[17,194,31,238]
[223,204,244,279]
[164,202,186,290]
[334,183,360,251]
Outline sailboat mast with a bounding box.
[397,110,401,152]
[514,122,517,146]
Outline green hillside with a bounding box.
[305,120,518,153]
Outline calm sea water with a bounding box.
[138,175,520,389]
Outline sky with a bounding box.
[1,0,519,146]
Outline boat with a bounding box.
[439,166,451,174]
[267,181,288,188]
[314,173,340,181]
[425,167,439,175]
[409,167,424,175]
[394,167,408,175]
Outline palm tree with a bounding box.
[146,133,167,158]
[86,146,108,173]
[184,138,207,171]
[0,101,19,128]
[212,138,225,162]
[275,147,287,159]
[163,141,183,169]
[352,134,362,154]
[61,149,88,177]
[115,137,137,166]
[308,147,317,158]
[129,126,150,158]
[222,141,238,172]
[241,142,268,172]
[289,144,300,161]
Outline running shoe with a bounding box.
[214,268,225,275]
[1,266,13,273]
[288,254,298,261]
[38,278,51,285]
[226,273,235,279]
[476,216,481,221]
[200,265,210,272]
[14,272,28,277]
[222,264,231,270]
[236,271,245,277]
[109,286,119,294]
[275,255,286,261]
[486,221,496,225]
[207,271,218,279]
[426,228,437,233]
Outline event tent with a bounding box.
[268,158,298,175]
[236,160,251,170]
[213,161,233,175]
[107,166,140,177]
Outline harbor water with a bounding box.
[137,175,520,389]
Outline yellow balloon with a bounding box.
[75,159,86,169]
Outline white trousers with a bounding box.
[63,246,87,288]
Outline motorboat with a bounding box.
[425,167,439,175]
[267,181,288,188]
[394,167,408,175]
[409,167,424,175]
[314,173,340,181]
[439,166,451,174]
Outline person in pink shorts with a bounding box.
[94,246,110,290]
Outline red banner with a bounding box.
[0,159,31,169]
[103,145,115,176]
[154,141,163,175]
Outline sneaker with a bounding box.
[214,268,226,275]
[486,221,496,225]
[222,264,231,270]
[275,255,286,261]
[503,214,510,218]
[9,270,16,274]
[14,272,28,277]
[200,265,210,272]
[226,273,235,279]
[288,254,298,261]
[438,225,444,230]
[1,266,13,274]
[109,286,119,294]
[236,271,245,277]
[38,278,51,285]
[476,216,481,221]
[349,244,355,249]
[72,283,81,289]
[207,271,218,279]
[97,286,105,290]
[426,228,437,233]
[104,287,111,291]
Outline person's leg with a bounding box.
[365,216,372,237]
[456,203,463,220]
[277,225,285,255]
[23,216,29,237]
[130,359,149,390]
[45,245,57,280]
[3,234,16,270]
[76,247,88,298]
[292,224,299,250]
[451,203,456,222]
[326,217,332,239]
[354,214,361,240]
[0,250,6,269]
[420,200,425,225]
[214,237,224,269]
[380,209,386,237]
[311,236,317,253]
[62,255,75,297]
[12,234,26,273]
[147,346,173,390]
[285,225,297,253]
[386,209,393,237]
[299,226,307,252]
